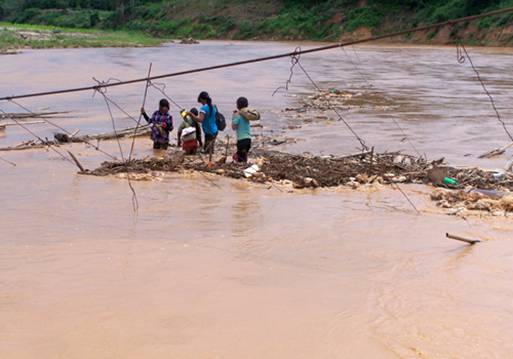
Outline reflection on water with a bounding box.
[1,42,513,358]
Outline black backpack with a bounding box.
[215,106,226,131]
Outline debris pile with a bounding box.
[252,150,426,188]
[446,167,513,191]
[431,189,513,215]
[86,149,428,188]
[85,149,513,215]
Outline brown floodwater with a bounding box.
[1,41,513,358]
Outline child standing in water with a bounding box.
[188,91,218,154]
[141,99,174,150]
[232,97,258,163]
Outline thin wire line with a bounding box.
[96,88,139,213]
[390,117,422,157]
[340,46,372,88]
[295,60,369,151]
[98,91,126,162]
[0,155,16,166]
[457,42,513,142]
[149,82,183,110]
[129,63,153,162]
[391,183,420,215]
[272,48,301,96]
[338,46,420,156]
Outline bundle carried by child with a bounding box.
[238,108,261,122]
[178,108,202,155]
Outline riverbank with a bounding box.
[3,1,513,47]
[0,22,164,51]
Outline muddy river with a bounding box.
[1,41,513,358]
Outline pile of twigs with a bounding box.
[254,150,425,187]
[447,167,513,191]
[86,150,428,187]
[85,149,513,194]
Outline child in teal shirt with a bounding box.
[232,97,253,163]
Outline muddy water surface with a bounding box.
[1,42,513,358]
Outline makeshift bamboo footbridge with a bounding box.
[2,7,513,218]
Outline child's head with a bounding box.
[189,108,199,116]
[197,91,211,106]
[236,97,248,110]
[159,99,170,113]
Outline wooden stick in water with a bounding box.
[446,233,481,245]
[67,150,86,173]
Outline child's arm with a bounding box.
[189,111,205,123]
[141,108,151,123]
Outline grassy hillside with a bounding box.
[1,0,513,45]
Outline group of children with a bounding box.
[141,91,259,163]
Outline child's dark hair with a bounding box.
[189,108,199,116]
[197,91,213,113]
[159,99,170,109]
[236,97,248,110]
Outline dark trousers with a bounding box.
[203,133,217,154]
[153,142,169,150]
[236,138,251,163]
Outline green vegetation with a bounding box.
[1,0,513,46]
[0,22,163,51]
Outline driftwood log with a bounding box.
[0,125,150,152]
